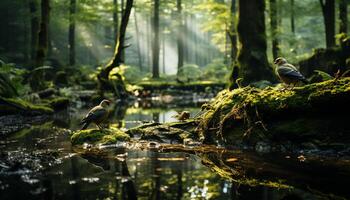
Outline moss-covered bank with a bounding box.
[198,78,350,148]
[0,97,54,115]
[71,127,130,145]
[123,78,350,152]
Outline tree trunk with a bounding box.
[29,0,39,67]
[290,0,295,33]
[35,0,50,67]
[234,0,275,85]
[152,0,160,78]
[270,0,280,59]
[177,0,184,74]
[228,0,237,66]
[339,0,348,34]
[134,9,142,71]
[113,0,119,43]
[68,0,76,66]
[98,0,133,97]
[320,0,335,48]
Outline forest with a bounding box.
[0,0,350,199]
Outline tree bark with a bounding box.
[35,0,50,67]
[270,0,280,59]
[320,0,335,48]
[29,0,39,67]
[113,0,119,43]
[68,0,76,66]
[339,0,348,34]
[177,0,184,74]
[290,0,295,34]
[228,0,237,66]
[234,0,275,85]
[98,0,133,97]
[152,0,160,78]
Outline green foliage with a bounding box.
[202,59,229,82]
[0,60,29,97]
[177,64,202,82]
[195,0,230,52]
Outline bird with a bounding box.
[172,111,190,121]
[274,57,308,88]
[80,99,111,130]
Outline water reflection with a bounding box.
[0,101,350,199]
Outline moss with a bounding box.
[198,78,350,145]
[71,127,130,145]
[0,97,53,115]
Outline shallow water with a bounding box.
[1,102,350,200]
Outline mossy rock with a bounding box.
[71,127,130,145]
[0,97,53,116]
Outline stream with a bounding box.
[0,99,350,200]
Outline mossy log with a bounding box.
[299,37,350,77]
[198,78,350,148]
[71,127,130,145]
[0,97,53,115]
[125,78,350,151]
[126,120,199,143]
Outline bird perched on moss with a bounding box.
[172,111,190,121]
[274,57,308,88]
[80,99,111,130]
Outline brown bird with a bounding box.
[80,99,111,130]
[274,57,308,88]
[172,111,190,121]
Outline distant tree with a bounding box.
[133,7,143,71]
[319,0,335,48]
[68,0,76,66]
[177,0,184,75]
[270,0,280,59]
[113,0,119,43]
[152,0,160,78]
[290,0,295,34]
[339,0,348,34]
[28,0,39,67]
[232,0,275,86]
[227,0,237,65]
[98,0,133,97]
[35,0,50,67]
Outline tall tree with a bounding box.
[290,0,295,34]
[339,0,348,34]
[98,0,134,97]
[232,0,275,85]
[35,0,50,67]
[29,0,39,66]
[270,0,280,59]
[68,0,76,66]
[228,0,237,65]
[152,0,160,78]
[320,0,335,48]
[113,0,119,43]
[177,0,184,74]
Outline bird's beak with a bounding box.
[274,60,278,64]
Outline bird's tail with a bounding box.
[81,122,90,130]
